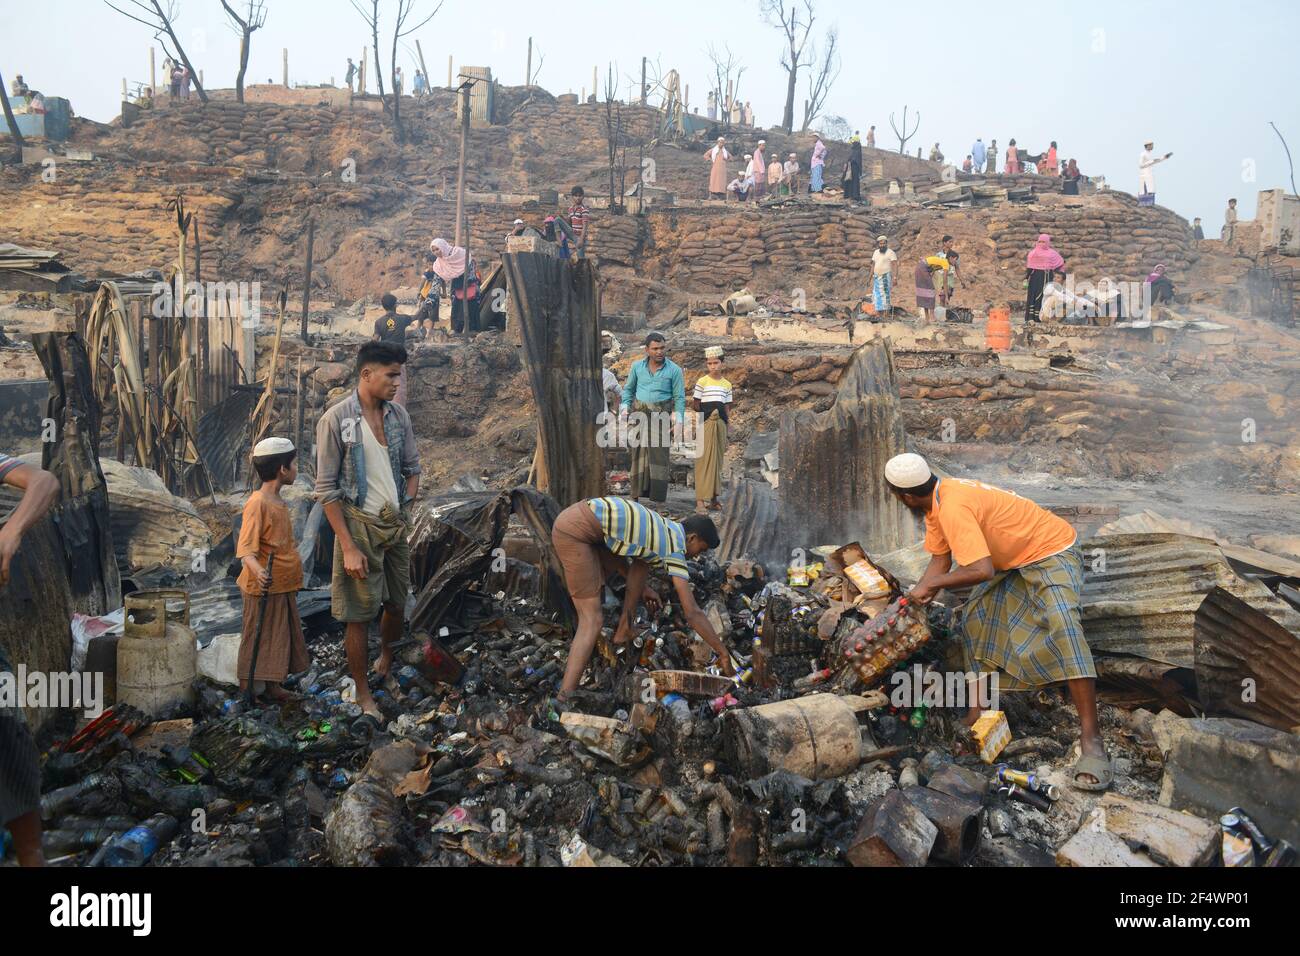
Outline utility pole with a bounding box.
[526,37,532,86]
[149,47,156,95]
[640,57,647,106]
[454,77,472,247]
[360,46,367,94]
[283,49,289,87]
[415,39,430,93]
[300,217,315,344]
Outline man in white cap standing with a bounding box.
[883,452,1111,792]
[752,139,767,200]
[870,235,897,313]
[1138,140,1172,206]
[706,136,731,199]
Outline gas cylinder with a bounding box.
[116,589,197,716]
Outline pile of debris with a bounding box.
[20,500,1299,869]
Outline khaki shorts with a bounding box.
[553,502,627,600]
[331,503,410,622]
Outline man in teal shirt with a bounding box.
[620,332,685,503]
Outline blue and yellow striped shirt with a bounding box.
[0,452,21,484]
[586,496,690,580]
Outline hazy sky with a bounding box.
[3,0,1297,224]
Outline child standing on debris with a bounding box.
[236,437,310,702]
[692,346,732,513]
[567,186,590,259]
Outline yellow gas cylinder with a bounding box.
[116,589,197,716]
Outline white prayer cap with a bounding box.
[717,136,725,142]
[789,152,797,158]
[876,235,888,242]
[758,139,766,145]
[884,453,931,489]
[253,436,295,458]
[704,346,724,359]
[513,218,524,225]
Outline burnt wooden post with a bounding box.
[503,253,605,507]
[300,217,315,343]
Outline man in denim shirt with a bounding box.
[620,332,685,504]
[315,342,420,719]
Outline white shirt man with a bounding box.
[1138,142,1170,196]
[359,418,401,517]
[872,245,898,276]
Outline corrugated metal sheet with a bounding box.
[777,339,919,557]
[1194,586,1300,731]
[1079,533,1300,667]
[718,477,780,564]
[198,389,258,491]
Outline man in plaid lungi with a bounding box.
[884,453,1111,791]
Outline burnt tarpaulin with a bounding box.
[32,331,121,617]
[1193,586,1300,731]
[504,253,604,508]
[777,339,919,555]
[2,333,119,732]
[409,485,571,633]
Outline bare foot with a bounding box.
[374,647,394,679]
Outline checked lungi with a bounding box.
[958,545,1095,690]
[629,398,673,503]
[872,272,893,312]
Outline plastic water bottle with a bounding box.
[97,814,178,867]
[662,693,694,736]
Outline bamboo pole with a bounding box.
[300,217,315,343]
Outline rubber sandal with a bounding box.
[1070,752,1114,792]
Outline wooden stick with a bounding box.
[300,217,314,343]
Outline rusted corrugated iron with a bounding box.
[777,340,919,557]
[1079,533,1300,667]
[718,477,780,564]
[1193,586,1300,731]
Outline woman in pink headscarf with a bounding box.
[429,237,480,333]
[1146,263,1175,304]
[1025,234,1065,323]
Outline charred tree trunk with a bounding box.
[235,32,250,103]
[503,253,605,508]
[777,339,920,556]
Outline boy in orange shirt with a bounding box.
[884,453,1109,792]
[237,437,310,702]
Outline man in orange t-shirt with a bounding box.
[884,453,1110,792]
